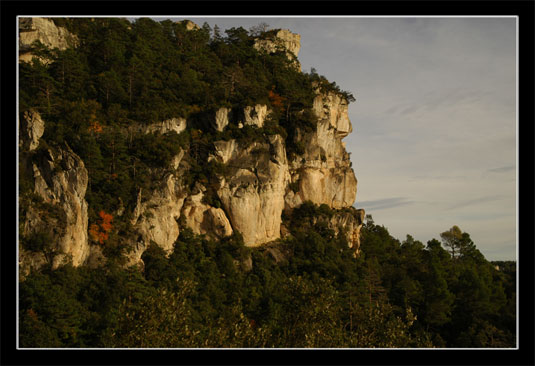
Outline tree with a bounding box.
[458,232,485,263]
[421,260,454,329]
[440,225,463,259]
[212,24,222,42]
[89,210,113,244]
[249,22,270,37]
[102,279,199,348]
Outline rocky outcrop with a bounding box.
[312,90,352,138]
[285,89,358,210]
[19,111,91,273]
[145,118,187,135]
[328,209,366,255]
[243,105,269,128]
[179,19,200,31]
[19,17,78,63]
[214,107,230,132]
[254,29,301,70]
[209,139,238,164]
[217,135,290,246]
[19,109,45,151]
[127,170,187,267]
[37,145,90,269]
[181,184,233,240]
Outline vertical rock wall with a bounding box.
[19,21,365,272]
[19,111,91,275]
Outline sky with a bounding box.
[150,16,517,261]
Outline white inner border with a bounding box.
[16,14,519,351]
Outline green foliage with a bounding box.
[307,67,356,103]
[19,215,516,348]
[358,220,516,348]
[103,279,199,347]
[22,231,53,253]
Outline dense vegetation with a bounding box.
[18,19,515,348]
[19,202,516,348]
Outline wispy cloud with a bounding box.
[410,174,467,182]
[487,165,515,173]
[357,197,414,211]
[447,195,506,210]
[383,89,494,118]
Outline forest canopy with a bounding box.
[19,209,516,348]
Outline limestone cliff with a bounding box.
[19,17,78,63]
[19,110,91,276]
[19,110,45,151]
[254,29,301,70]
[126,170,187,268]
[178,19,201,31]
[328,209,366,256]
[144,118,187,135]
[285,88,357,210]
[181,184,233,240]
[19,21,365,272]
[215,134,290,246]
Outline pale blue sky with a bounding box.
[150,16,517,261]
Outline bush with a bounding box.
[22,232,53,252]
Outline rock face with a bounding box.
[328,209,366,255]
[127,171,187,267]
[254,29,301,69]
[145,118,187,135]
[214,107,230,132]
[19,17,78,63]
[19,111,91,275]
[179,19,200,31]
[216,135,290,246]
[181,184,233,240]
[210,139,237,164]
[243,105,269,128]
[19,109,45,151]
[285,89,358,210]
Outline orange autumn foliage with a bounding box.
[89,210,113,244]
[268,88,285,110]
[27,308,38,321]
[88,120,104,133]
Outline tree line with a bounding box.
[19,202,516,348]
